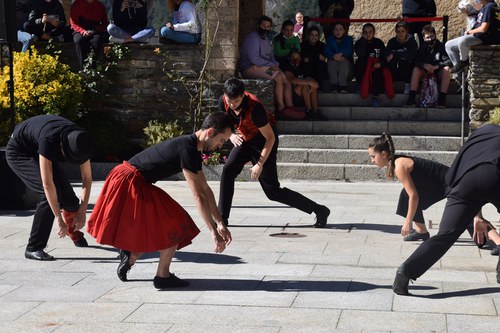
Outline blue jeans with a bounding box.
[107,23,155,42]
[17,30,35,52]
[160,27,201,44]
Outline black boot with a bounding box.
[404,91,416,107]
[392,264,411,295]
[313,205,330,228]
[117,250,132,281]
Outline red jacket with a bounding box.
[221,92,275,142]
[70,0,109,34]
[360,57,395,99]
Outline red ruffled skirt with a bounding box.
[87,162,200,252]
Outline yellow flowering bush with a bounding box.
[0,49,83,121]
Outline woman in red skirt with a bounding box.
[87,112,234,289]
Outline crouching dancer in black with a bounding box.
[393,124,500,295]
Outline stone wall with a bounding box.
[99,43,274,140]
[468,45,500,130]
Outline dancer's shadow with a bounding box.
[413,287,500,299]
[335,223,402,234]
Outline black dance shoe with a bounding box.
[403,230,430,242]
[73,236,89,248]
[153,274,190,289]
[392,265,411,295]
[496,257,500,284]
[313,205,330,228]
[25,250,55,261]
[117,250,132,282]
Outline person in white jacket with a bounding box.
[160,0,201,44]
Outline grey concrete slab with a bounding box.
[0,180,499,332]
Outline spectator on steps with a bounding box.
[16,0,35,52]
[301,26,329,91]
[385,21,418,94]
[294,11,304,42]
[354,23,394,107]
[160,0,201,44]
[239,15,298,116]
[446,0,500,75]
[24,0,72,42]
[405,25,451,108]
[107,0,155,44]
[273,19,301,68]
[70,0,109,69]
[281,48,326,120]
[324,22,353,93]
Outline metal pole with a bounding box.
[443,15,449,43]
[461,70,465,145]
[8,42,15,134]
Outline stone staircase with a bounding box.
[276,90,467,181]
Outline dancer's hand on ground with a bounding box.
[401,221,412,237]
[217,225,232,246]
[57,216,68,238]
[211,230,228,253]
[473,216,494,245]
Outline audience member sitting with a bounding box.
[70,0,109,69]
[354,23,394,107]
[301,26,329,91]
[160,0,201,44]
[24,0,72,42]
[16,0,35,52]
[385,21,418,94]
[273,20,301,68]
[405,25,451,108]
[446,0,500,75]
[281,49,326,120]
[108,0,155,44]
[239,15,297,115]
[294,12,304,42]
[324,22,353,93]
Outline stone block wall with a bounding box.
[468,45,500,130]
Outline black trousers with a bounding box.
[403,163,500,280]
[6,138,79,252]
[218,135,318,221]
[387,60,413,84]
[73,32,107,68]
[23,21,72,41]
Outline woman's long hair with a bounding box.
[369,132,396,179]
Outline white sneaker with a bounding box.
[404,83,410,94]
[109,36,126,44]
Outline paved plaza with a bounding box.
[0,180,499,332]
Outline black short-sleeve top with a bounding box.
[128,134,202,183]
[11,114,78,162]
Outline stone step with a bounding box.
[278,134,464,151]
[318,92,465,108]
[319,106,463,121]
[277,162,386,181]
[277,148,457,166]
[277,119,465,136]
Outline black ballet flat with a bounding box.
[153,273,189,289]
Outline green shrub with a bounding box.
[488,107,500,125]
[0,48,83,121]
[143,120,184,147]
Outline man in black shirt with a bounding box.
[6,115,94,261]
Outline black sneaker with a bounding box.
[393,265,411,295]
[403,230,430,241]
[450,60,469,74]
[154,273,190,289]
[404,98,416,108]
[117,250,132,282]
[313,205,330,228]
[73,237,88,247]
